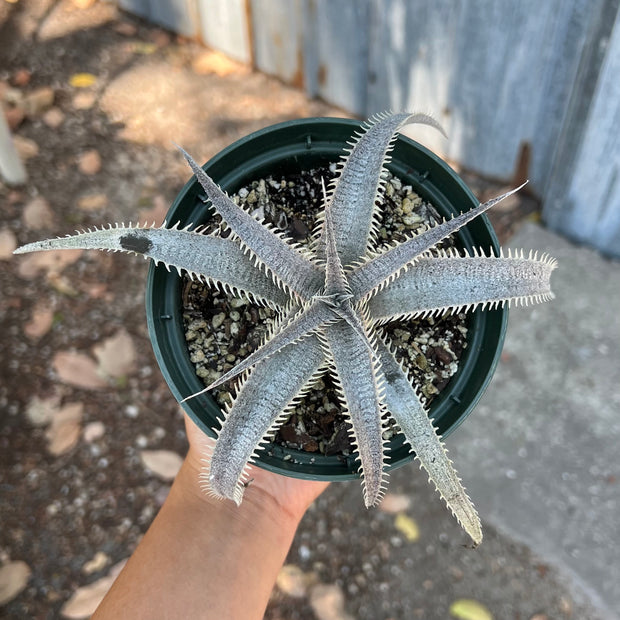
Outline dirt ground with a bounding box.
[0,2,598,619]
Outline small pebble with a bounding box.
[125,405,139,418]
[83,421,105,443]
[212,313,225,329]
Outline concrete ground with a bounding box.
[451,223,620,619]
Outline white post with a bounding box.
[0,108,27,185]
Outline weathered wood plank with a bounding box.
[251,0,305,86]
[197,0,251,64]
[302,0,369,115]
[544,4,620,257]
[250,0,368,114]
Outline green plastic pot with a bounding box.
[145,117,507,481]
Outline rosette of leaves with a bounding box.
[15,113,557,545]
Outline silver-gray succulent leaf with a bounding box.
[367,248,557,322]
[14,112,558,545]
[178,145,324,302]
[313,111,446,267]
[206,335,326,504]
[348,182,528,302]
[323,316,388,507]
[376,335,482,543]
[13,224,289,307]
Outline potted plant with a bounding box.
[15,113,556,545]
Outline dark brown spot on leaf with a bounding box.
[119,235,153,254]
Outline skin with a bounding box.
[92,415,329,620]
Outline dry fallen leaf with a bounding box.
[0,560,31,606]
[13,134,39,159]
[17,248,83,279]
[24,303,54,340]
[69,73,97,88]
[276,564,317,598]
[309,584,354,620]
[48,273,79,297]
[93,329,136,379]
[2,82,22,105]
[192,50,248,77]
[140,449,183,481]
[450,598,494,620]
[53,350,108,390]
[25,394,83,455]
[394,512,420,542]
[22,197,56,230]
[77,149,101,175]
[77,192,108,211]
[378,492,412,514]
[61,560,127,619]
[46,402,83,455]
[19,86,55,117]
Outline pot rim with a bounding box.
[145,116,508,481]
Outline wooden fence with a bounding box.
[117,0,620,257]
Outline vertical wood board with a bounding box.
[197,0,251,64]
[250,0,369,114]
[548,7,620,256]
[251,0,305,86]
[302,0,369,115]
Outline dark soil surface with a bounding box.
[0,2,599,619]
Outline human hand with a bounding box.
[94,413,328,620]
[181,413,329,523]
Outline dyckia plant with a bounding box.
[15,112,557,545]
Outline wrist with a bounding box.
[94,451,302,620]
[171,453,304,532]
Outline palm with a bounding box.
[184,414,328,518]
